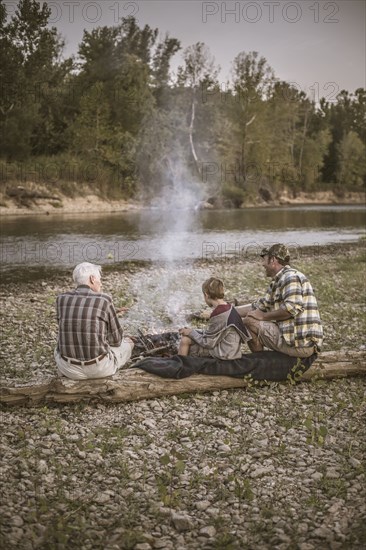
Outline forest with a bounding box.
[1,0,365,205]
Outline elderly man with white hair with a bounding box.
[54,262,134,380]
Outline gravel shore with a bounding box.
[1,245,365,549]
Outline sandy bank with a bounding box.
[0,189,364,217]
[0,194,143,217]
[276,189,365,206]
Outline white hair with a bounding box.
[72,262,102,286]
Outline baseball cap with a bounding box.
[260,244,290,262]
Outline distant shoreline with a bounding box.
[0,190,364,217]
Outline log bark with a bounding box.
[1,350,365,406]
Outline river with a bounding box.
[0,205,365,281]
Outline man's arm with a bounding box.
[235,304,253,317]
[107,302,124,346]
[247,307,292,321]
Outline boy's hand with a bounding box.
[179,327,192,336]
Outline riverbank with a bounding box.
[0,192,142,216]
[1,243,365,549]
[0,186,364,216]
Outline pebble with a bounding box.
[195,500,211,511]
[349,457,361,468]
[10,527,24,541]
[143,419,156,430]
[153,538,173,549]
[199,526,216,538]
[95,493,111,504]
[250,466,272,478]
[171,512,194,532]
[313,526,334,540]
[11,516,24,527]
[37,460,48,473]
[326,468,340,479]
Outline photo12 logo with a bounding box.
[4,1,140,24]
[0,241,139,266]
[199,161,323,185]
[202,2,340,24]
[201,81,340,105]
[201,241,321,261]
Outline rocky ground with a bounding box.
[1,243,365,549]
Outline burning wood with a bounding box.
[131,331,180,359]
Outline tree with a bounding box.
[300,129,331,189]
[70,82,111,156]
[177,43,219,176]
[221,52,275,198]
[78,26,119,84]
[265,82,302,185]
[152,34,181,107]
[320,89,366,183]
[232,51,274,99]
[337,131,366,187]
[115,16,158,64]
[0,0,71,158]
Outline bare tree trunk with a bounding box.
[189,88,201,176]
[289,117,295,166]
[95,107,101,153]
[1,350,365,406]
[298,108,310,178]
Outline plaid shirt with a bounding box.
[56,285,124,360]
[253,266,323,350]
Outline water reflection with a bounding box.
[0,206,365,280]
[1,205,365,237]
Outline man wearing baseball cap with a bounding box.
[237,244,323,357]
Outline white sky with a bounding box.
[5,0,366,98]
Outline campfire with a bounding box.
[131,330,180,361]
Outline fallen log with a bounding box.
[1,350,365,406]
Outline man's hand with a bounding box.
[179,327,192,336]
[186,309,210,321]
[116,306,129,316]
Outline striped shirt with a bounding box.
[56,285,124,360]
[253,266,323,351]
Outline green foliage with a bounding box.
[156,449,187,506]
[0,0,70,158]
[321,89,366,186]
[233,477,254,502]
[212,532,238,549]
[70,82,111,155]
[221,184,246,207]
[318,477,347,499]
[304,412,328,446]
[286,358,307,385]
[337,131,366,186]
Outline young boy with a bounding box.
[178,277,251,360]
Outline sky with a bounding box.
[5,0,366,98]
